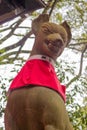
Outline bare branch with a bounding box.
[68,46,81,52]
[18,26,30,29]
[0,30,32,54]
[0,18,26,44]
[0,22,17,32]
[49,0,59,17]
[42,0,59,18]
[69,42,87,46]
[42,0,52,14]
[13,33,25,37]
[0,50,31,64]
[66,45,87,87]
[14,31,32,61]
[0,58,26,65]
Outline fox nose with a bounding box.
[52,39,63,47]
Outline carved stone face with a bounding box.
[34,22,68,60]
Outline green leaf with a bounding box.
[56,13,62,23]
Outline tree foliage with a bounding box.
[0,0,87,129]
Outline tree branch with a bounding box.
[49,0,59,17]
[42,0,52,14]
[14,31,32,61]
[0,58,26,65]
[0,22,17,32]
[0,50,31,64]
[66,45,87,87]
[69,41,87,46]
[68,46,81,52]
[0,30,32,54]
[0,18,25,44]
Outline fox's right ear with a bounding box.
[31,14,49,36]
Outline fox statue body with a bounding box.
[5,14,73,130]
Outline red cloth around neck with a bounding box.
[9,59,66,102]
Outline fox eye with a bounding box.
[41,25,51,34]
[43,27,49,33]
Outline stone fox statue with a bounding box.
[4,14,74,130]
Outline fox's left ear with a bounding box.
[61,21,72,46]
[31,14,49,36]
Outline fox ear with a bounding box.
[61,21,72,46]
[31,14,49,36]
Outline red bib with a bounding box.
[9,59,66,102]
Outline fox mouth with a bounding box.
[45,39,63,53]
